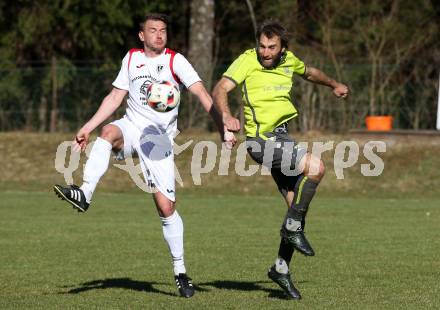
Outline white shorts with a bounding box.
[110,116,176,201]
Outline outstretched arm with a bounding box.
[302,66,349,98]
[212,77,241,132]
[188,81,237,148]
[74,87,127,151]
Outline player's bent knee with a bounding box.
[312,159,325,180]
[304,156,325,181]
[100,125,122,146]
[100,125,116,140]
[153,191,176,217]
[158,202,176,218]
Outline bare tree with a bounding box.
[353,0,435,116]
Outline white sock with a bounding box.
[285,217,302,232]
[275,257,289,274]
[80,137,112,203]
[161,211,186,276]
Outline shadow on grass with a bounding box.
[198,280,287,300]
[62,278,299,299]
[61,277,176,296]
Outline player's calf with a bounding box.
[282,170,320,255]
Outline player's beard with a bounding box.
[257,50,285,69]
[145,41,166,54]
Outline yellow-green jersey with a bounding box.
[223,48,306,138]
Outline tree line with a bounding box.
[0,0,439,132]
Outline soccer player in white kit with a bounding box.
[54,13,235,298]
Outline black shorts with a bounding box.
[246,125,307,197]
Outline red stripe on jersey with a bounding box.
[165,48,182,85]
[128,48,143,70]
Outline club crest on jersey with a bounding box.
[157,64,164,74]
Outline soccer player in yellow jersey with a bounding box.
[213,21,348,300]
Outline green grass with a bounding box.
[1,190,439,309]
[1,131,439,308]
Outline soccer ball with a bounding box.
[146,81,180,112]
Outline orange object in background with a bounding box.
[365,116,393,131]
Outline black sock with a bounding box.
[277,237,295,264]
[287,175,319,221]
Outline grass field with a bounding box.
[1,190,439,309]
[1,132,439,309]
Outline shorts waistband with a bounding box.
[274,122,288,134]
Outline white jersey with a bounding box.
[112,48,201,135]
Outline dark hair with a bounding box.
[139,13,169,31]
[256,20,289,49]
